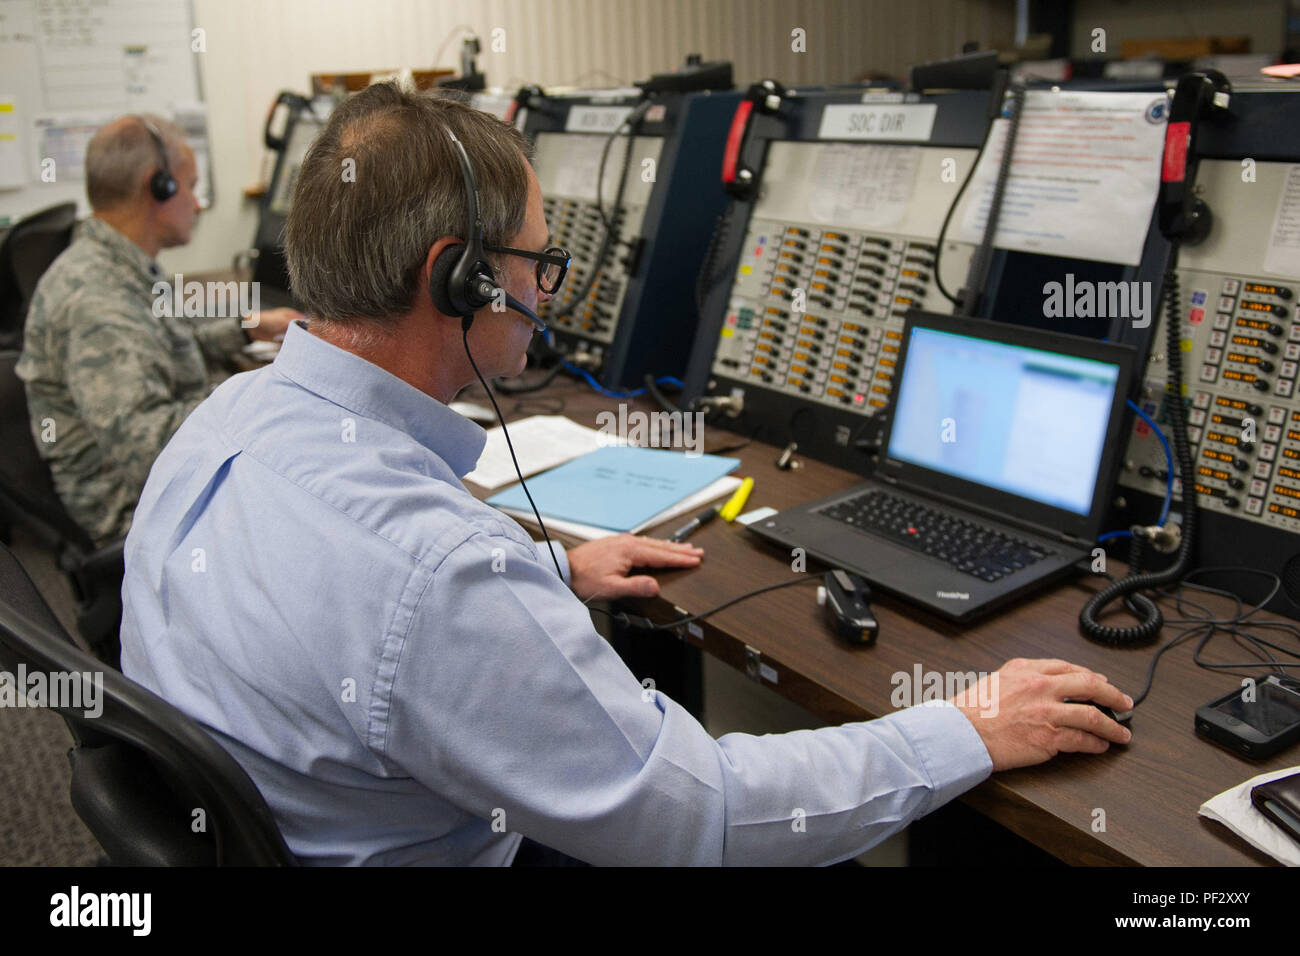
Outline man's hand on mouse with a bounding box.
[568,534,703,602]
[949,658,1134,772]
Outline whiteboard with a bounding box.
[0,0,210,226]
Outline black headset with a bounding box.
[428,129,545,332]
[137,116,178,203]
[435,128,564,582]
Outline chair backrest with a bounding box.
[0,203,77,349]
[0,350,94,553]
[0,542,297,866]
[2,350,126,666]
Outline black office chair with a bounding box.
[0,541,298,866]
[0,350,124,666]
[0,202,77,350]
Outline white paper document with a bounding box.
[1264,164,1300,278]
[0,97,24,189]
[464,414,620,490]
[1199,765,1300,866]
[954,90,1170,265]
[808,143,920,229]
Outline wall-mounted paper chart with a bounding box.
[0,0,210,225]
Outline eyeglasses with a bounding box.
[484,244,571,294]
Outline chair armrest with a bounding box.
[61,538,125,666]
[61,537,124,596]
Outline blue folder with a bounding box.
[487,445,740,533]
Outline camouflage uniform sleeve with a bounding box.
[64,300,207,500]
[189,314,248,363]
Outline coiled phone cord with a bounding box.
[1079,262,1200,646]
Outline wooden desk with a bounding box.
[467,375,1293,866]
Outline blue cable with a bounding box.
[561,362,682,399]
[540,329,682,398]
[1126,397,1174,526]
[1097,398,1175,544]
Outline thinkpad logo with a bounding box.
[936,590,970,600]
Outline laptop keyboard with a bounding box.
[817,489,1055,583]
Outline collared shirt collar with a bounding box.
[271,320,487,477]
[79,216,162,284]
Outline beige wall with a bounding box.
[1069,0,1287,60]
[167,0,1015,274]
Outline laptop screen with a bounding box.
[886,326,1122,516]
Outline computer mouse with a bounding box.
[1066,698,1133,728]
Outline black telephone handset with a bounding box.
[263,91,312,153]
[506,85,546,124]
[1158,70,1232,244]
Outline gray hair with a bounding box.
[85,114,188,211]
[285,82,534,331]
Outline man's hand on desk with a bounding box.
[568,535,704,602]
[950,658,1134,772]
[244,307,302,342]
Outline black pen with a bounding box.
[668,505,721,542]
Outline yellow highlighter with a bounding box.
[719,477,754,523]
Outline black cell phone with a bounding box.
[1195,675,1300,760]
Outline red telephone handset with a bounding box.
[1157,70,1231,244]
[722,80,785,200]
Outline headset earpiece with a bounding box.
[138,117,177,202]
[429,241,497,326]
[149,169,177,202]
[428,242,466,317]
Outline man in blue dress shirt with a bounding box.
[120,83,1133,865]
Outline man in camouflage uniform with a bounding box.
[16,115,298,546]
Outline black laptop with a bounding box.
[748,311,1137,623]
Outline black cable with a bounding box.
[701,434,753,456]
[595,98,652,232]
[604,576,822,634]
[1071,560,1147,619]
[462,323,564,581]
[594,119,629,234]
[932,116,992,306]
[644,373,681,414]
[959,82,1026,317]
[1079,263,1199,646]
[1182,566,1283,624]
[666,576,822,627]
[1130,620,1209,707]
[695,201,735,316]
[1179,570,1300,676]
[545,99,650,327]
[499,103,647,394]
[494,359,566,395]
[1123,570,1300,707]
